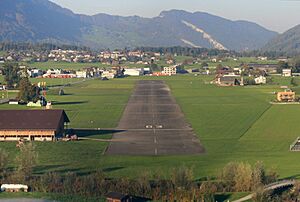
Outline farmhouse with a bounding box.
[163,66,177,75]
[246,63,278,74]
[0,110,69,141]
[216,76,240,86]
[254,76,267,84]
[277,90,296,102]
[282,69,292,77]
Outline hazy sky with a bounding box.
[50,0,300,33]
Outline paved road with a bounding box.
[105,80,204,155]
[232,180,296,202]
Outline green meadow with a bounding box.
[1,75,300,180]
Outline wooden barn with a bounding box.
[0,109,70,141]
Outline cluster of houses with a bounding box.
[213,63,294,86]
[0,49,163,65]
[17,64,182,80]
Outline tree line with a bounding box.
[136,46,236,57]
[1,145,292,201]
[0,42,90,52]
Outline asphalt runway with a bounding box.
[105,80,204,155]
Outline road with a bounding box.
[232,180,296,202]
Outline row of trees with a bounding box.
[137,46,235,57]
[0,42,90,52]
[0,150,283,202]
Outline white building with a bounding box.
[47,69,62,75]
[282,69,292,77]
[76,71,87,78]
[124,68,144,76]
[254,76,267,84]
[27,69,43,78]
[163,66,177,75]
[101,71,115,79]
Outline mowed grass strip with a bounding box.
[1,75,300,179]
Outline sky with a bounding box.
[50,0,300,33]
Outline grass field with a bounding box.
[1,75,300,181]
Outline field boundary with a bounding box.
[238,104,272,139]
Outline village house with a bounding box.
[101,70,115,79]
[0,110,70,141]
[246,63,278,74]
[282,69,292,77]
[27,68,43,78]
[277,90,296,102]
[124,68,144,76]
[163,66,177,75]
[254,76,267,84]
[216,76,241,86]
[76,70,88,78]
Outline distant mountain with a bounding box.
[0,0,278,50]
[263,24,300,55]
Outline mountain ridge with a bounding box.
[263,24,300,55]
[0,0,278,50]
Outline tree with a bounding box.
[15,143,38,182]
[171,166,194,190]
[252,161,266,189]
[2,62,20,88]
[201,62,209,68]
[18,77,40,103]
[277,61,289,73]
[0,148,8,180]
[292,58,300,73]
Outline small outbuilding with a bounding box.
[1,184,29,192]
[0,109,70,141]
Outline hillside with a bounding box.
[263,24,300,55]
[0,0,278,50]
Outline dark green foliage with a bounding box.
[292,58,300,73]
[18,77,40,103]
[277,61,289,73]
[244,77,256,85]
[2,62,20,88]
[0,42,90,52]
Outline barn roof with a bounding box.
[0,109,69,130]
